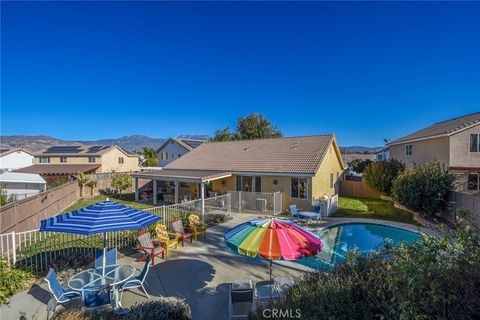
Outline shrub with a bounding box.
[54,299,191,320]
[111,174,132,194]
[0,260,34,304]
[363,159,405,195]
[392,161,455,217]
[256,217,480,319]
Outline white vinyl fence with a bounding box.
[0,194,231,274]
[228,191,282,215]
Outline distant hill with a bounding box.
[0,135,166,152]
[339,146,383,154]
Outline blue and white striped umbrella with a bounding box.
[40,200,161,235]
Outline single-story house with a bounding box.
[0,172,47,201]
[132,135,345,212]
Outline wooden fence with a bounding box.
[451,192,480,225]
[0,181,81,234]
[339,180,382,199]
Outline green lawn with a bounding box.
[334,196,417,225]
[62,193,154,213]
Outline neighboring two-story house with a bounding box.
[15,145,140,184]
[387,112,480,193]
[157,138,206,167]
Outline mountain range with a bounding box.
[0,135,382,153]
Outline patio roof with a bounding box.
[131,169,232,183]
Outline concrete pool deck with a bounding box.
[0,214,435,320]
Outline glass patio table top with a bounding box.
[68,264,135,291]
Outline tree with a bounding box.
[392,161,455,217]
[77,172,89,197]
[0,188,7,206]
[235,113,282,140]
[364,159,405,195]
[212,127,234,142]
[111,174,132,194]
[211,113,282,141]
[140,147,158,167]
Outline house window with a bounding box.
[470,134,479,153]
[405,144,413,156]
[468,173,479,191]
[171,154,175,159]
[118,157,124,164]
[178,154,181,158]
[330,173,334,188]
[162,152,168,160]
[39,156,50,163]
[236,176,261,192]
[291,177,308,199]
[60,156,67,163]
[88,156,96,163]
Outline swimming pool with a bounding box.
[298,222,422,270]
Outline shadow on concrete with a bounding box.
[26,284,51,304]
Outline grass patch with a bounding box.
[63,193,154,213]
[334,196,417,225]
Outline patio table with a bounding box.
[68,264,135,309]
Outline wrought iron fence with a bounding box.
[0,194,231,275]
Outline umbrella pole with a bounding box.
[103,232,107,277]
[269,259,273,299]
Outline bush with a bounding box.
[364,159,405,195]
[111,174,132,194]
[54,299,191,320]
[0,260,34,304]
[256,218,480,319]
[392,161,455,217]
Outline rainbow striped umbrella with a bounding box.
[225,217,322,283]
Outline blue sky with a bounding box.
[1,1,479,146]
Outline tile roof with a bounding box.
[158,138,206,152]
[388,112,480,145]
[0,148,33,157]
[15,164,101,175]
[165,135,342,175]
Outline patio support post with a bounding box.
[174,181,179,203]
[153,179,158,205]
[201,182,205,220]
[134,178,139,202]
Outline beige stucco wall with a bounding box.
[312,143,344,199]
[211,176,236,193]
[389,136,450,167]
[33,147,140,173]
[99,148,140,173]
[449,124,480,168]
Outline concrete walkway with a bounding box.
[0,215,433,320]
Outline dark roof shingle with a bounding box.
[389,112,480,145]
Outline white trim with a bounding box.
[231,171,314,177]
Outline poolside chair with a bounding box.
[81,285,111,310]
[290,204,320,225]
[120,255,151,302]
[45,268,81,320]
[228,279,254,319]
[273,277,294,298]
[189,222,208,240]
[172,219,194,246]
[136,231,164,266]
[95,248,117,268]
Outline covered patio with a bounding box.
[132,169,233,211]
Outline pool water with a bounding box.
[298,223,421,270]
